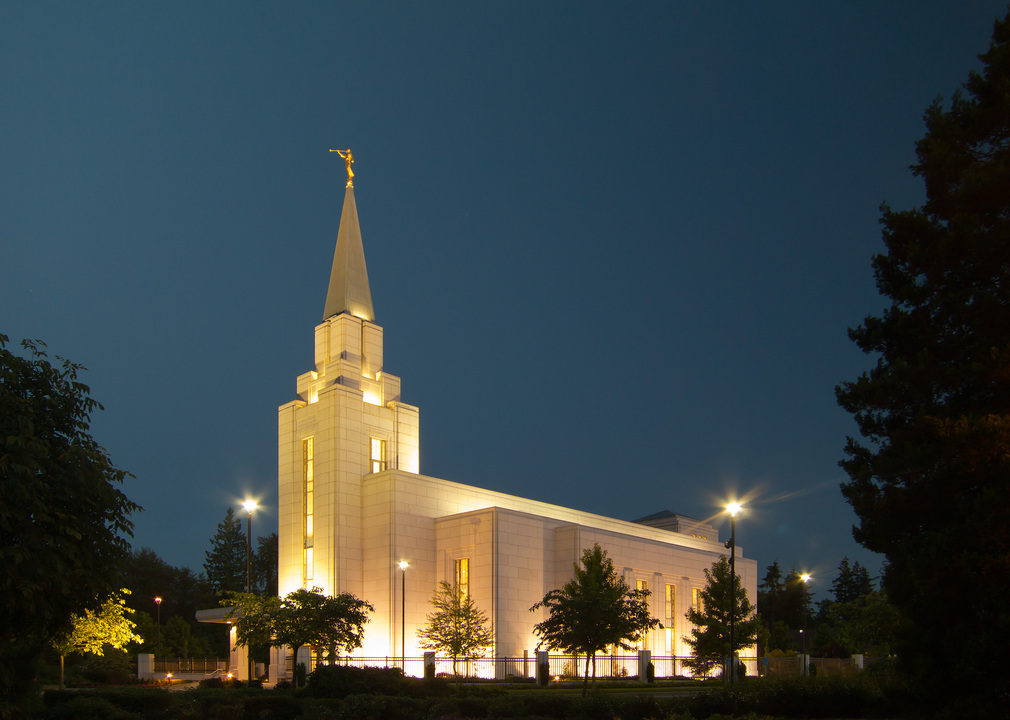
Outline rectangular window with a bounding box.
[370,437,386,474]
[636,580,650,650]
[455,558,469,600]
[692,587,703,614]
[303,438,314,585]
[665,584,675,626]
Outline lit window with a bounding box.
[370,438,386,474]
[455,558,469,600]
[636,580,650,650]
[692,587,703,614]
[665,584,675,626]
[303,438,314,585]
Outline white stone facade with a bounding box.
[276,184,757,665]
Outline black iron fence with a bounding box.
[290,653,756,680]
[153,658,227,674]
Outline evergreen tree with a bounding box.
[203,508,247,596]
[254,533,279,596]
[830,558,873,605]
[531,544,659,696]
[684,556,760,676]
[418,581,494,674]
[836,11,1010,712]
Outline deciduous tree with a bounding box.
[418,581,494,674]
[0,335,139,708]
[531,544,659,695]
[835,11,1010,712]
[52,590,141,690]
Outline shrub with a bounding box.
[44,696,140,720]
[304,665,449,699]
[240,693,304,720]
[334,694,422,720]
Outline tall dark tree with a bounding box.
[830,558,873,605]
[203,508,247,597]
[0,335,139,709]
[122,548,222,656]
[835,12,1010,712]
[254,533,279,596]
[684,556,760,676]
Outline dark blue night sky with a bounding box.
[3,1,1006,599]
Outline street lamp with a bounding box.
[242,500,258,593]
[800,574,812,656]
[242,499,258,682]
[398,561,409,670]
[725,502,742,682]
[154,597,163,658]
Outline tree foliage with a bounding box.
[122,548,222,656]
[203,507,247,596]
[226,587,373,684]
[684,556,760,674]
[418,581,494,673]
[835,11,1010,710]
[254,533,279,596]
[0,335,139,707]
[813,590,901,658]
[756,562,813,653]
[531,544,659,695]
[830,557,874,605]
[52,590,141,690]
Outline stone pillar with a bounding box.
[423,652,436,680]
[137,653,154,681]
[536,650,550,686]
[637,650,651,683]
[852,654,864,670]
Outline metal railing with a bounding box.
[288,653,756,680]
[153,658,228,674]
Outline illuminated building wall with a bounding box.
[277,180,757,668]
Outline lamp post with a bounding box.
[800,574,811,656]
[242,500,258,593]
[154,597,162,659]
[398,561,409,670]
[242,500,257,682]
[725,502,741,682]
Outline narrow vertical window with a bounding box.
[636,580,650,650]
[692,587,702,614]
[303,437,314,584]
[665,584,675,627]
[370,437,386,474]
[454,558,469,600]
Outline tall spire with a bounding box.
[323,182,374,322]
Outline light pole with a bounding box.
[154,597,162,659]
[398,561,409,670]
[725,502,741,682]
[242,499,257,682]
[800,574,811,656]
[242,500,258,593]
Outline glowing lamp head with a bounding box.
[801,573,812,584]
[154,596,162,605]
[726,502,742,517]
[398,561,409,571]
[242,499,258,514]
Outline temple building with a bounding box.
[274,162,757,672]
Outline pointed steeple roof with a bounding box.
[323,184,375,322]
